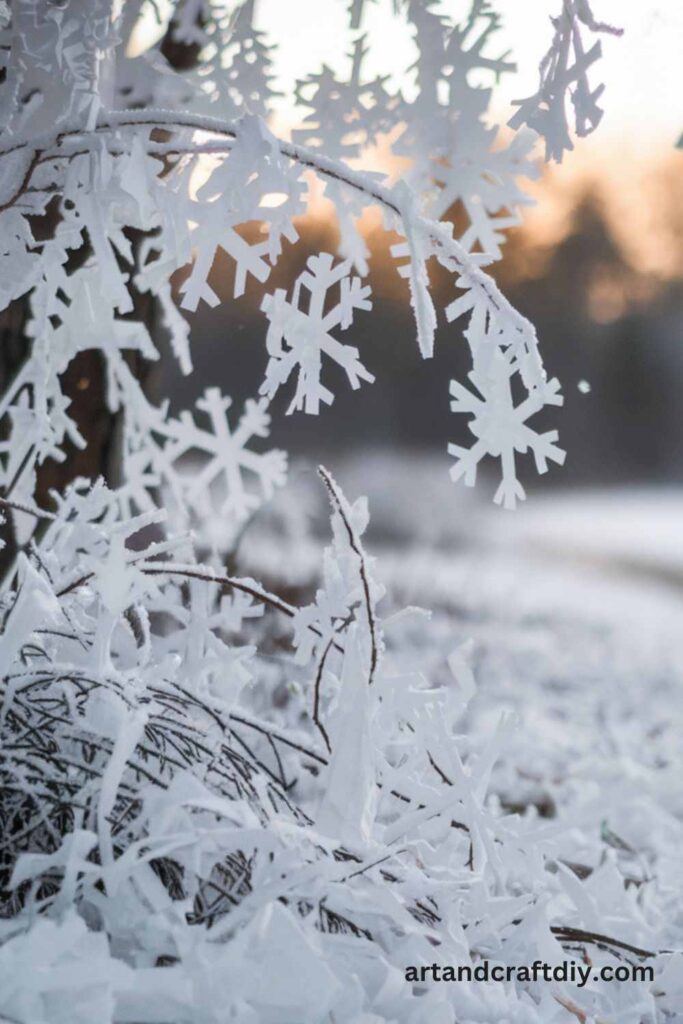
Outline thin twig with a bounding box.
[549,925,658,961]
[0,497,56,521]
[318,466,379,685]
[312,636,334,754]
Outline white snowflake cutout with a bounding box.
[448,353,565,510]
[260,252,373,415]
[159,388,287,547]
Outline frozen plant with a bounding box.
[0,4,669,1024]
[1,469,678,1024]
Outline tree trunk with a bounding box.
[0,7,202,573]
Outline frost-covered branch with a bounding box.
[0,105,559,510]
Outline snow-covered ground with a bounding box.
[239,450,683,994]
[6,451,681,1023]
[499,486,683,585]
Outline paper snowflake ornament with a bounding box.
[293,36,397,161]
[118,386,287,550]
[448,354,565,510]
[260,252,374,415]
[173,388,288,532]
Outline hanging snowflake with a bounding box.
[429,126,539,258]
[260,252,374,415]
[448,353,565,510]
[184,0,279,120]
[180,115,306,309]
[392,0,536,257]
[508,0,623,162]
[161,389,287,548]
[172,388,287,532]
